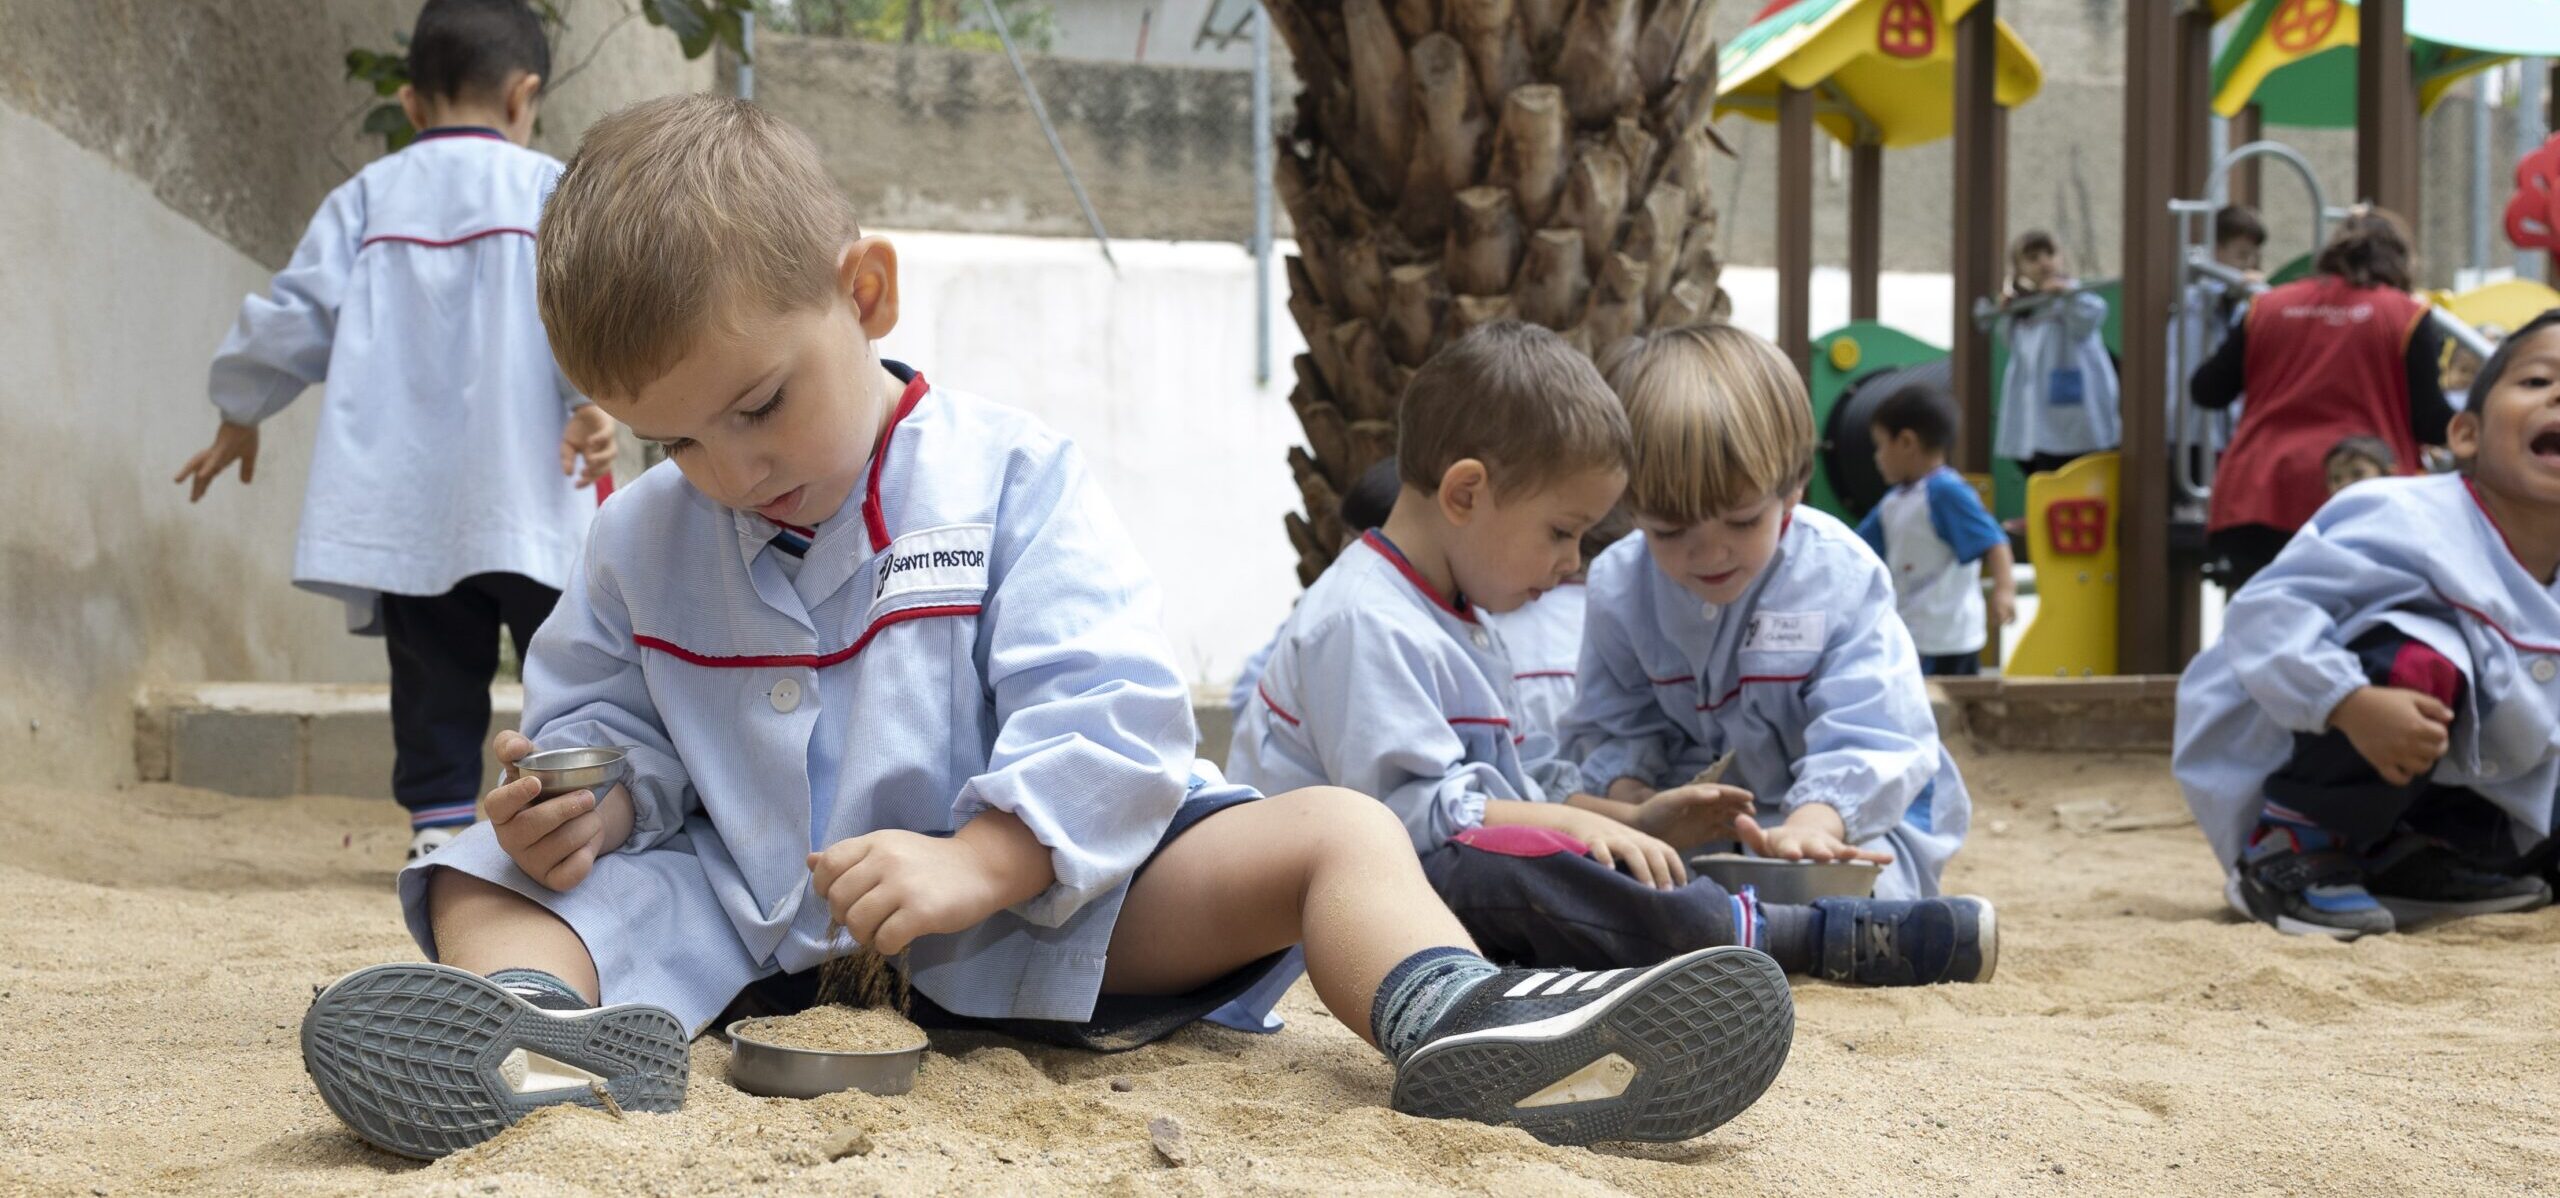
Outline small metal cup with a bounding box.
[508,746,632,803]
[724,1019,927,1099]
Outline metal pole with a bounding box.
[980,0,1119,272]
[2472,75,2492,279]
[1252,2,1273,385]
[2523,60,2549,283]
[738,16,754,101]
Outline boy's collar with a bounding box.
[860,362,931,553]
[412,126,508,142]
[1361,529,1477,624]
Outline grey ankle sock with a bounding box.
[1371,947,1501,1061]
[487,967,592,1011]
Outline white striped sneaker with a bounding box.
[1390,945,1794,1145]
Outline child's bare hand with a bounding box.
[2330,685,2453,785]
[809,831,1012,956]
[1631,783,1756,849]
[1569,813,1688,889]
[1991,590,2018,626]
[560,405,618,488]
[173,421,260,502]
[1735,812,1896,866]
[486,729,631,890]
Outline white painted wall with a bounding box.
[872,228,1307,689]
[1718,264,1959,349]
[0,101,383,785]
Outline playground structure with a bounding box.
[1721,0,2560,677]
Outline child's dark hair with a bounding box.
[2324,436,2397,474]
[2012,230,2058,262]
[409,0,552,103]
[2213,205,2266,248]
[2313,206,2413,292]
[2466,308,2560,401]
[1869,383,1958,453]
[1339,458,1401,533]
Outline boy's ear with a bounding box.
[2447,410,2481,463]
[840,236,901,340]
[397,83,427,135]
[505,72,543,127]
[1437,459,1489,526]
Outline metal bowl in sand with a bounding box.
[510,746,631,801]
[1689,853,1878,905]
[724,1019,927,1099]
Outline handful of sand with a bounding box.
[735,1005,927,1054]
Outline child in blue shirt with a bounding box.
[173,0,618,860]
[1857,384,2017,676]
[296,95,1794,1159]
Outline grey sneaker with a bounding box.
[1390,945,1794,1146]
[2366,835,2553,924]
[301,962,689,1159]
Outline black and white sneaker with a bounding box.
[1390,945,1793,1145]
[301,962,690,1160]
[2367,835,2553,925]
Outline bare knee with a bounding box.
[1269,786,1413,856]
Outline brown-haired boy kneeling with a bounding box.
[295,97,1794,1158]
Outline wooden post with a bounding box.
[1777,84,1815,378]
[1950,2,1998,475]
[2169,1,2215,663]
[2228,103,2262,210]
[1849,140,1882,323]
[2174,4,2214,202]
[2357,0,2419,223]
[2118,0,2177,675]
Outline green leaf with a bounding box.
[362,104,413,138]
[649,0,710,44]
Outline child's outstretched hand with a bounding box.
[2330,685,2453,785]
[810,813,1054,956]
[560,404,619,489]
[1735,805,1896,866]
[1630,782,1757,850]
[487,729,635,890]
[173,421,260,502]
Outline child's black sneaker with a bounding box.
[2366,834,2553,924]
[1810,895,1999,985]
[301,962,690,1160]
[2231,822,2394,938]
[1389,945,1793,1146]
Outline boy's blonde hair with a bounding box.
[1602,323,1814,524]
[1398,321,1632,498]
[537,94,860,398]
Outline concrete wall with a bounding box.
[0,1,712,787]
[1048,0,1263,70]
[752,33,1264,243]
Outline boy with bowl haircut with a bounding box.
[1858,383,2017,677]
[2176,310,2560,938]
[1229,321,1992,991]
[296,96,1797,1159]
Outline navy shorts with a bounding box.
[722,780,1287,1052]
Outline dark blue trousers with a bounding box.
[380,572,560,825]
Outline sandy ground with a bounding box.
[6,749,2560,1197]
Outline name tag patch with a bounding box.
[1744,611,1825,653]
[873,523,993,605]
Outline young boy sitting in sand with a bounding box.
[1226,321,1992,988]
[1561,324,1974,905]
[1858,382,2017,677]
[296,96,1796,1159]
[2175,310,2560,938]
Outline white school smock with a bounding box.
[1559,509,1969,899]
[399,370,1259,1034]
[1994,291,2122,463]
[205,127,592,632]
[1854,467,2007,656]
[1486,584,1595,798]
[2175,474,2560,875]
[1226,530,1541,854]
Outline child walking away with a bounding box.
[1563,324,1978,904]
[2175,309,2560,938]
[297,96,1795,1159]
[1228,321,1993,995]
[1860,384,2017,676]
[173,0,616,862]
[1993,231,2121,477]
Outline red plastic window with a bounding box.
[1877,0,1934,59]
[2047,498,2109,555]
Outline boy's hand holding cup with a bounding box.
[487,729,636,891]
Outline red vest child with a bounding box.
[2210,275,2427,535]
